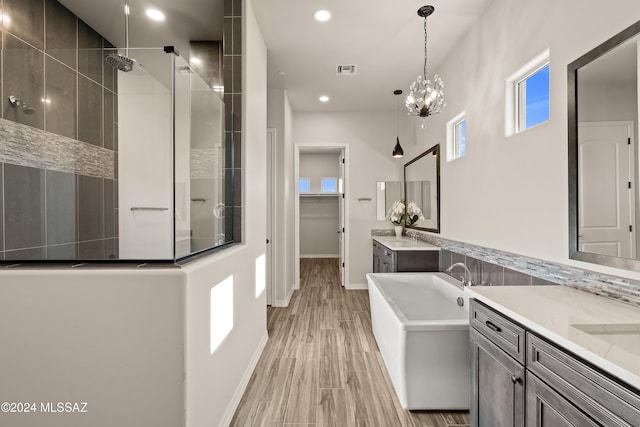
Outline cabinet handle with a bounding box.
[485,320,502,333]
[511,375,522,384]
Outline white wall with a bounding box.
[399,0,640,281]
[290,0,640,286]
[0,269,185,427]
[184,0,268,425]
[292,112,404,286]
[299,153,340,257]
[267,90,295,304]
[299,153,340,192]
[300,197,339,257]
[118,71,173,259]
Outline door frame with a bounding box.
[294,143,350,289]
[266,128,277,305]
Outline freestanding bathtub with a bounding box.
[366,272,470,410]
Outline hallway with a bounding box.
[231,258,470,426]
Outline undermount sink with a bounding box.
[572,323,640,354]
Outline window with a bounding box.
[321,177,337,193]
[506,49,550,136]
[299,178,310,193]
[516,63,549,131]
[446,111,466,161]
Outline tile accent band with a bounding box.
[372,229,640,307]
[0,118,115,179]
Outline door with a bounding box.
[338,150,345,287]
[578,122,635,258]
[266,129,276,305]
[526,373,598,426]
[471,328,525,427]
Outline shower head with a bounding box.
[106,0,135,72]
[105,53,134,72]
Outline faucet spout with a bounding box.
[445,262,475,286]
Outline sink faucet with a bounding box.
[446,262,475,286]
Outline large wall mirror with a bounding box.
[404,144,440,233]
[569,20,640,270]
[376,181,403,220]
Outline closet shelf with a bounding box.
[300,193,339,198]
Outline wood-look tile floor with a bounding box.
[231,258,470,427]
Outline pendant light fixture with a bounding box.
[392,89,404,158]
[406,5,445,122]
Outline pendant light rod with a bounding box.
[417,5,434,78]
[393,89,404,158]
[124,0,130,58]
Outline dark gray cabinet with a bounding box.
[526,333,640,426]
[371,240,439,273]
[526,372,598,426]
[470,299,640,426]
[470,301,525,427]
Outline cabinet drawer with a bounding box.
[470,299,526,364]
[381,246,396,265]
[527,333,640,425]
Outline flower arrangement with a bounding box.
[386,200,405,225]
[405,201,426,225]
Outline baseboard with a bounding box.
[218,330,269,427]
[300,254,339,258]
[272,284,295,307]
[345,282,369,290]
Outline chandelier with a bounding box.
[406,5,445,119]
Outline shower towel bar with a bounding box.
[130,206,169,211]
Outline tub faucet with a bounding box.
[446,262,475,286]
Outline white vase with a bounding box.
[394,225,403,238]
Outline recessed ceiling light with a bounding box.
[314,10,331,22]
[212,85,224,93]
[190,57,202,65]
[319,95,330,103]
[146,8,165,21]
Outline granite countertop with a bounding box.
[466,285,640,390]
[372,236,440,251]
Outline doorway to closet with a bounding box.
[294,144,349,289]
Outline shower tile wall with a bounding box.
[0,0,118,260]
[224,0,242,242]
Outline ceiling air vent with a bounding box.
[336,64,357,75]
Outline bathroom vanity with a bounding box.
[372,236,439,273]
[467,286,640,426]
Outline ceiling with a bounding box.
[61,0,493,113]
[60,0,224,59]
[252,0,494,112]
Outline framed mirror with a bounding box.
[376,181,403,220]
[568,20,640,270]
[404,144,440,233]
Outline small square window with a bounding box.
[446,111,466,162]
[517,63,549,131]
[506,50,550,136]
[299,178,310,193]
[321,178,337,193]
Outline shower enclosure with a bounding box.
[0,36,233,261]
